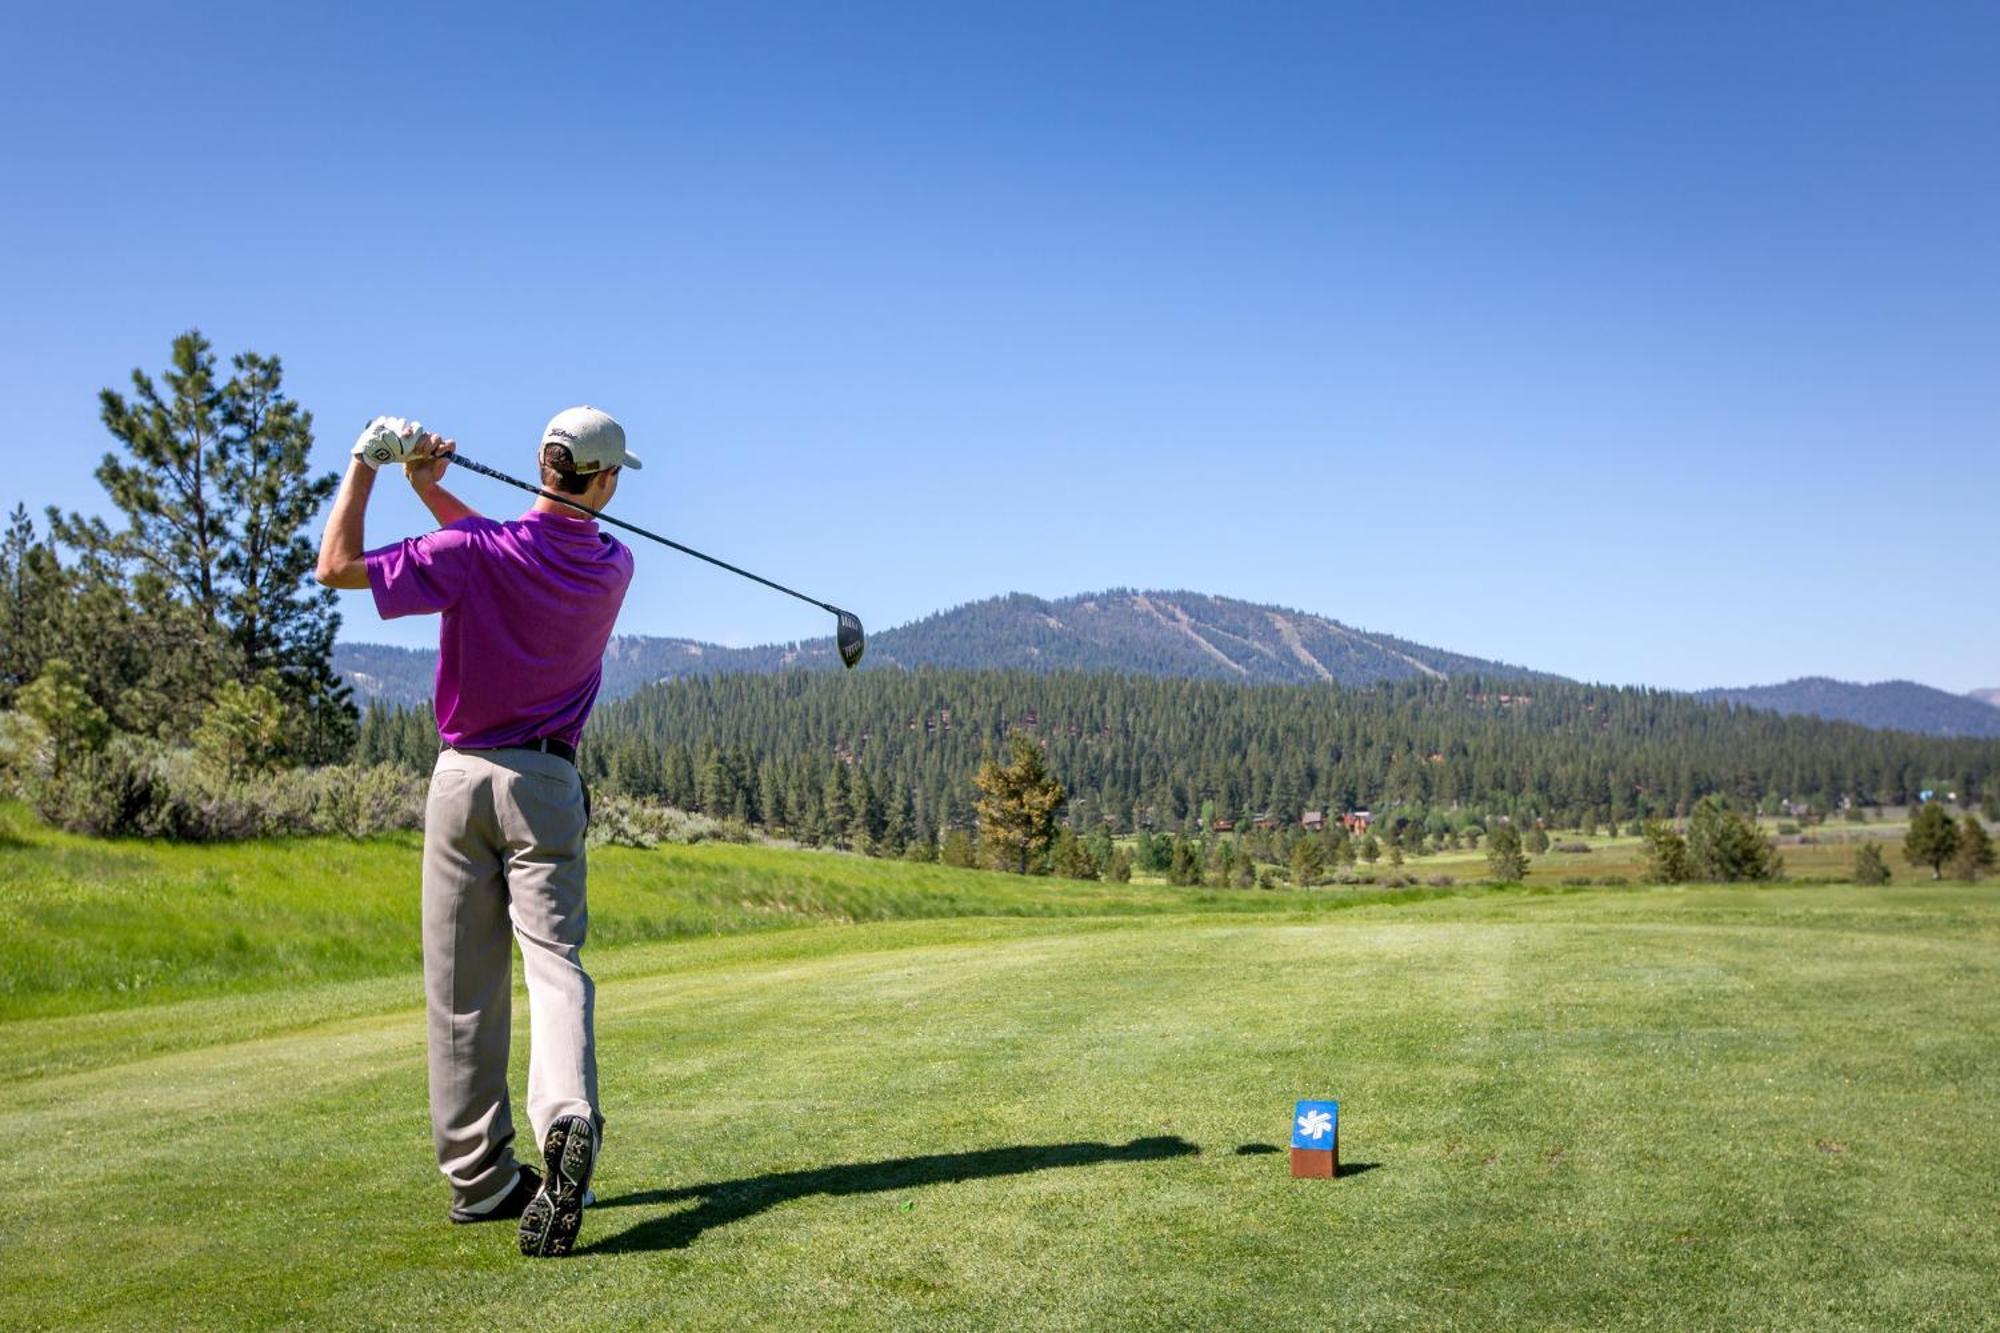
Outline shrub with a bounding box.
[1486,823,1529,881]
[9,738,430,841]
[1850,842,1891,886]
[1687,797,1784,882]
[1555,842,1591,854]
[1641,820,1693,883]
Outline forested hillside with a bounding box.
[1696,678,2000,740]
[356,670,2000,846]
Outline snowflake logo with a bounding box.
[1296,1109,1333,1141]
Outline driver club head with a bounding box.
[835,610,865,669]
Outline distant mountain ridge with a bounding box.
[1696,678,2000,740]
[333,589,1999,738]
[1971,688,2000,709]
[334,589,1554,709]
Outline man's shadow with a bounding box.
[583,1135,1199,1254]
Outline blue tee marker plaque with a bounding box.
[1291,1099,1340,1178]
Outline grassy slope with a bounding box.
[5,811,1999,1328]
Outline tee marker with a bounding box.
[1290,1099,1340,1178]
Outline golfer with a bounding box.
[316,407,639,1257]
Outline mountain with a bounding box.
[847,590,1558,684]
[1696,678,2000,740]
[334,590,1998,739]
[334,589,1555,709]
[1971,688,2000,709]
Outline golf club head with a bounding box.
[835,610,865,669]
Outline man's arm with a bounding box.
[315,457,378,589]
[405,440,479,528]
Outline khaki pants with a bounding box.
[422,746,599,1211]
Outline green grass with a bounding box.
[5,808,2000,1328]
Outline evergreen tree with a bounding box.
[939,828,978,867]
[1850,841,1891,886]
[1686,797,1783,882]
[1290,838,1325,887]
[55,332,351,760]
[1051,829,1099,880]
[882,778,915,858]
[12,659,110,778]
[1107,847,1134,882]
[823,760,851,849]
[848,765,884,855]
[1949,815,1994,882]
[1641,820,1692,884]
[193,678,286,780]
[1486,822,1529,881]
[0,506,57,707]
[1903,802,1959,881]
[973,735,1066,874]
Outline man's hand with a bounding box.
[352,416,425,469]
[404,432,458,493]
[404,432,480,527]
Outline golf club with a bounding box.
[443,451,865,669]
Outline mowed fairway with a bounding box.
[4,827,1999,1327]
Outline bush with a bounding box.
[1555,842,1591,854]
[8,739,430,841]
[1596,875,1630,887]
[1850,842,1892,886]
[1425,874,1454,887]
[1486,823,1529,881]
[1641,820,1693,884]
[1687,797,1784,882]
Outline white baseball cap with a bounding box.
[540,405,642,472]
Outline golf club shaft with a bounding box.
[445,452,846,619]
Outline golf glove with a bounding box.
[352,416,425,469]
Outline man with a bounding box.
[316,406,639,1257]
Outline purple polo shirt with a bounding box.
[365,510,634,749]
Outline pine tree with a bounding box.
[848,765,884,855]
[882,778,915,859]
[1686,797,1783,882]
[1290,838,1325,887]
[1051,829,1099,880]
[1949,815,1994,882]
[1486,823,1529,881]
[973,735,1066,874]
[55,332,350,760]
[12,659,110,778]
[1641,820,1693,883]
[1850,841,1891,886]
[1903,803,1959,881]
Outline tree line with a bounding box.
[351,666,2000,854]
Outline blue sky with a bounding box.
[4,2,1994,690]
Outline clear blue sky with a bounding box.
[4,2,1994,690]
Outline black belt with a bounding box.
[449,736,577,766]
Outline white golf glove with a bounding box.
[352,416,425,469]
